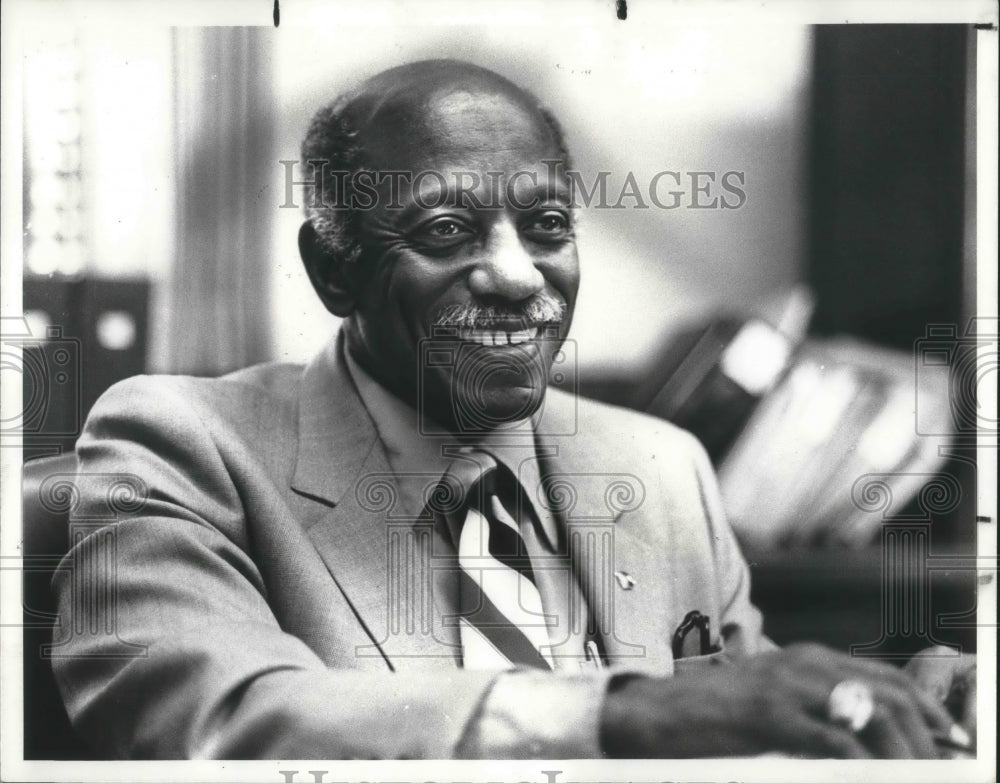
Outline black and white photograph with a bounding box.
[0,1,996,781]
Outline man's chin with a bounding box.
[479,385,545,425]
[433,383,546,434]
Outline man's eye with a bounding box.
[416,217,473,240]
[429,220,463,236]
[411,217,475,253]
[523,211,572,240]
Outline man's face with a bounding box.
[344,82,580,432]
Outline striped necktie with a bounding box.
[439,451,554,671]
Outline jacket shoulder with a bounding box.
[550,387,704,454]
[82,363,308,454]
[89,362,305,417]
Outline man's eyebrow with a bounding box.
[505,179,574,211]
[390,176,455,216]
[381,173,573,218]
[529,180,573,205]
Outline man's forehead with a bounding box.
[347,67,564,172]
[419,89,548,153]
[346,60,537,127]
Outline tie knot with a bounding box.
[426,449,498,519]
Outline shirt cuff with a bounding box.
[454,669,616,758]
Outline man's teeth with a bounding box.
[459,327,540,346]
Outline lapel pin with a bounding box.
[614,571,636,590]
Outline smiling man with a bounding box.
[51,59,973,760]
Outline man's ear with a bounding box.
[298,221,358,317]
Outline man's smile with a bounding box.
[457,325,540,346]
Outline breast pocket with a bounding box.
[672,642,731,675]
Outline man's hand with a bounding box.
[904,645,977,740]
[600,643,960,758]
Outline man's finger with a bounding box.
[794,660,953,759]
[908,678,963,735]
[837,654,923,692]
[794,718,872,759]
[876,686,939,759]
[830,655,957,735]
[861,703,917,759]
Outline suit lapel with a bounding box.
[292,336,461,670]
[537,391,675,675]
[291,347,674,673]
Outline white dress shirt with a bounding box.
[344,350,615,757]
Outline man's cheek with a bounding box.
[357,225,414,278]
[363,251,414,322]
[546,250,581,305]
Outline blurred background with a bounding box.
[18,18,983,656]
[21,21,818,377]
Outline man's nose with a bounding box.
[467,220,545,302]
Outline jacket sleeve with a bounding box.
[687,431,778,659]
[50,376,502,759]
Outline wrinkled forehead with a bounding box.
[352,81,566,174]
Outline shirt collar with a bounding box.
[343,347,559,550]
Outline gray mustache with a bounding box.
[433,294,566,329]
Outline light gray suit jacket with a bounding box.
[51,334,770,759]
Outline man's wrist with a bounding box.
[599,672,652,757]
[455,669,617,758]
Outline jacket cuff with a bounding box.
[454,669,616,758]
